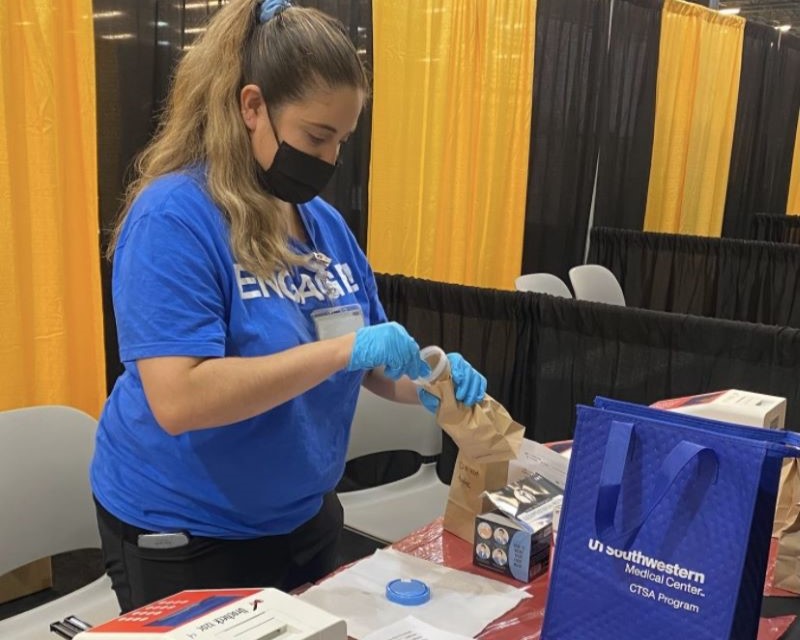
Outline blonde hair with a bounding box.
[107,0,370,278]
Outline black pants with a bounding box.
[95,493,343,613]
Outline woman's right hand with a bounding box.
[346,322,429,380]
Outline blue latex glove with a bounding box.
[418,353,487,413]
[346,322,429,380]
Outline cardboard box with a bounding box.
[0,557,53,605]
[651,389,786,429]
[474,472,561,583]
[473,510,551,582]
[75,588,345,639]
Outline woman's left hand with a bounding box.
[418,353,487,413]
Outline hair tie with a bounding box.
[258,0,292,23]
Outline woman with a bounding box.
[91,0,487,613]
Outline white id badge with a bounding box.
[312,304,365,340]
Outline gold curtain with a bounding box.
[369,0,536,289]
[789,110,800,214]
[0,1,105,416]
[644,0,744,236]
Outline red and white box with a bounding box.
[651,389,786,430]
[76,588,345,640]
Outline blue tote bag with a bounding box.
[542,398,800,640]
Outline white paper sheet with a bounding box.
[298,549,530,639]
[361,616,474,640]
[507,438,570,488]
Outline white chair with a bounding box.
[514,273,573,298]
[338,388,449,543]
[0,406,119,638]
[568,264,626,306]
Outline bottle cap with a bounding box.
[385,578,431,606]
[415,346,448,385]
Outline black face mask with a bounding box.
[255,136,336,204]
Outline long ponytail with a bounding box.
[108,0,369,280]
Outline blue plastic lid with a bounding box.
[385,579,431,606]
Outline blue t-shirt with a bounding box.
[90,170,387,538]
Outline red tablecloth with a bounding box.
[390,519,797,639]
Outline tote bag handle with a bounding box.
[596,420,719,548]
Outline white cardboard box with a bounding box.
[651,389,786,430]
[75,588,346,640]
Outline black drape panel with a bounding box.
[376,274,800,482]
[767,34,800,212]
[300,0,372,247]
[94,0,373,392]
[723,23,779,239]
[751,213,800,245]
[94,0,181,391]
[593,0,661,231]
[723,26,800,238]
[588,227,800,327]
[521,0,610,281]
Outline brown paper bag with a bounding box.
[443,452,509,542]
[773,459,800,537]
[774,514,800,593]
[424,369,525,465]
[773,460,800,593]
[422,353,525,541]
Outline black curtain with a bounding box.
[94,0,181,390]
[300,0,372,247]
[723,25,800,238]
[94,0,373,392]
[751,213,800,245]
[593,0,661,231]
[588,227,800,328]
[722,21,778,238]
[766,33,800,211]
[723,23,779,239]
[376,274,800,482]
[521,0,611,282]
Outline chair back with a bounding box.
[346,388,442,461]
[0,406,100,576]
[515,273,573,298]
[568,264,626,306]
